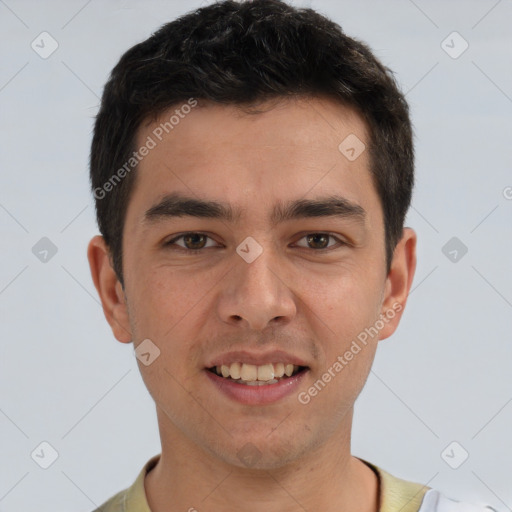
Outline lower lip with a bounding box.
[205,369,308,405]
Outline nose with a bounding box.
[216,242,297,331]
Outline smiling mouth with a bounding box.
[207,362,308,385]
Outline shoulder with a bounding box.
[90,490,127,512]
[367,460,430,512]
[418,489,500,512]
[358,458,499,512]
[89,454,160,512]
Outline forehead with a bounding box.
[127,96,380,229]
[139,96,367,154]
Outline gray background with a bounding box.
[0,0,511,511]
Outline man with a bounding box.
[87,1,497,511]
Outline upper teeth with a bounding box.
[215,363,298,381]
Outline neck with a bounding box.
[145,408,379,512]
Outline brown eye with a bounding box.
[165,232,218,252]
[306,234,329,249]
[295,233,345,251]
[182,233,208,250]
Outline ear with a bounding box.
[378,228,417,341]
[87,235,132,343]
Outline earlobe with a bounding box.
[378,228,417,341]
[87,235,132,343]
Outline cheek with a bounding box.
[130,265,209,333]
[311,270,383,339]
[306,274,382,399]
[127,268,206,406]
[127,265,217,383]
[303,288,381,413]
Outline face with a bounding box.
[89,96,416,470]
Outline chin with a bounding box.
[210,430,310,471]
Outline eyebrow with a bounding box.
[144,192,366,228]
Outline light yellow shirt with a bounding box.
[92,454,430,512]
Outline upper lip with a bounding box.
[206,350,309,368]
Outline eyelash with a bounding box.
[164,232,347,254]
